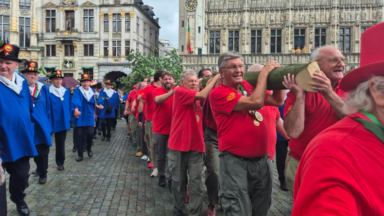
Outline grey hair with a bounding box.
[248,64,264,72]
[343,76,384,114]
[309,45,338,62]
[218,52,244,68]
[180,69,197,80]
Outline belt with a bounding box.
[220,151,266,162]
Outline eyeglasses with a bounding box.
[221,65,244,70]
[318,57,347,65]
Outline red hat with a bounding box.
[133,85,136,89]
[340,22,384,92]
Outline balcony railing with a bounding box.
[54,30,80,41]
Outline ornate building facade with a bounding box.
[0,0,160,81]
[179,0,384,72]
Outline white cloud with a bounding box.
[144,0,179,48]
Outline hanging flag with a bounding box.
[186,19,192,54]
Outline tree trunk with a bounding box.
[202,61,321,92]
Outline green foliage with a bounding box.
[118,47,184,93]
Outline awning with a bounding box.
[82,67,93,69]
[44,67,56,69]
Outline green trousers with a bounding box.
[284,154,299,196]
[219,152,272,216]
[145,121,157,167]
[168,149,204,216]
[128,115,138,147]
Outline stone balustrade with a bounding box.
[180,53,360,73]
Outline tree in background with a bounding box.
[118,47,184,93]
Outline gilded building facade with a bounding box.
[0,0,160,81]
[179,0,384,72]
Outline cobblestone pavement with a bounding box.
[6,120,292,216]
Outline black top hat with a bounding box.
[0,42,22,62]
[49,70,64,79]
[20,61,40,73]
[80,73,91,82]
[105,79,113,85]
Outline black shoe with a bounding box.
[98,132,101,135]
[38,176,47,184]
[16,203,29,216]
[76,157,83,162]
[132,143,137,147]
[159,175,166,187]
[87,150,93,157]
[168,179,172,192]
[101,137,106,141]
[57,165,64,171]
[173,209,182,216]
[113,128,116,130]
[83,148,86,152]
[72,148,76,153]
[31,169,37,176]
[92,141,94,146]
[93,136,97,139]
[107,137,111,141]
[280,180,289,191]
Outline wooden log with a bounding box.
[202,61,321,92]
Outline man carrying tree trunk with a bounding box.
[282,46,348,196]
[139,70,164,177]
[209,52,285,216]
[168,69,221,216]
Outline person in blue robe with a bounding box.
[48,70,71,171]
[93,83,103,139]
[98,80,121,141]
[21,61,52,185]
[0,44,37,216]
[71,74,103,162]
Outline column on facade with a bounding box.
[9,0,19,44]
[121,12,126,57]
[99,13,104,57]
[30,0,38,47]
[131,12,137,52]
[108,13,113,57]
[129,12,134,55]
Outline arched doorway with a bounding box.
[104,71,127,90]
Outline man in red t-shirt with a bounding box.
[209,52,285,216]
[282,46,348,196]
[293,23,384,215]
[168,69,220,216]
[152,71,175,189]
[139,71,163,177]
[125,86,139,152]
[132,81,148,159]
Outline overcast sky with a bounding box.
[145,0,179,48]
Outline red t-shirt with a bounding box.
[293,112,384,216]
[283,81,346,161]
[127,90,137,115]
[152,87,174,135]
[209,81,270,158]
[141,84,158,121]
[202,97,217,131]
[135,89,146,121]
[259,106,280,160]
[168,86,204,152]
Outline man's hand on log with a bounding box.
[309,72,333,96]
[283,73,304,96]
[262,61,281,74]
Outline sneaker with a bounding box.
[141,155,148,161]
[147,157,150,162]
[148,161,153,168]
[207,205,216,216]
[135,151,143,157]
[151,168,158,177]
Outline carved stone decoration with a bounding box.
[378,9,383,19]
[242,32,245,45]
[286,11,290,22]
[242,12,246,23]
[350,10,355,21]
[238,11,241,24]
[280,10,284,23]
[305,11,309,23]
[356,10,361,21]
[309,29,314,44]
[326,9,330,21]
[320,9,325,22]
[214,12,218,25]
[108,13,113,19]
[209,13,213,25]
[228,12,232,24]
[270,10,275,23]
[265,28,270,45]
[301,11,305,22]
[346,11,350,21]
[234,12,238,24]
[121,13,125,18]
[218,13,222,25]
[362,8,367,20]
[223,12,227,25]
[372,8,376,20]
[340,9,344,21]
[20,10,31,16]
[251,11,255,23]
[0,8,10,16]
[294,10,298,22]
[256,11,260,23]
[260,11,265,23]
[130,12,134,18]
[99,13,104,19]
[266,11,270,23]
[61,0,77,6]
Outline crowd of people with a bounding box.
[0,22,383,216]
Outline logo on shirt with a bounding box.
[227,92,235,101]
[288,106,292,111]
